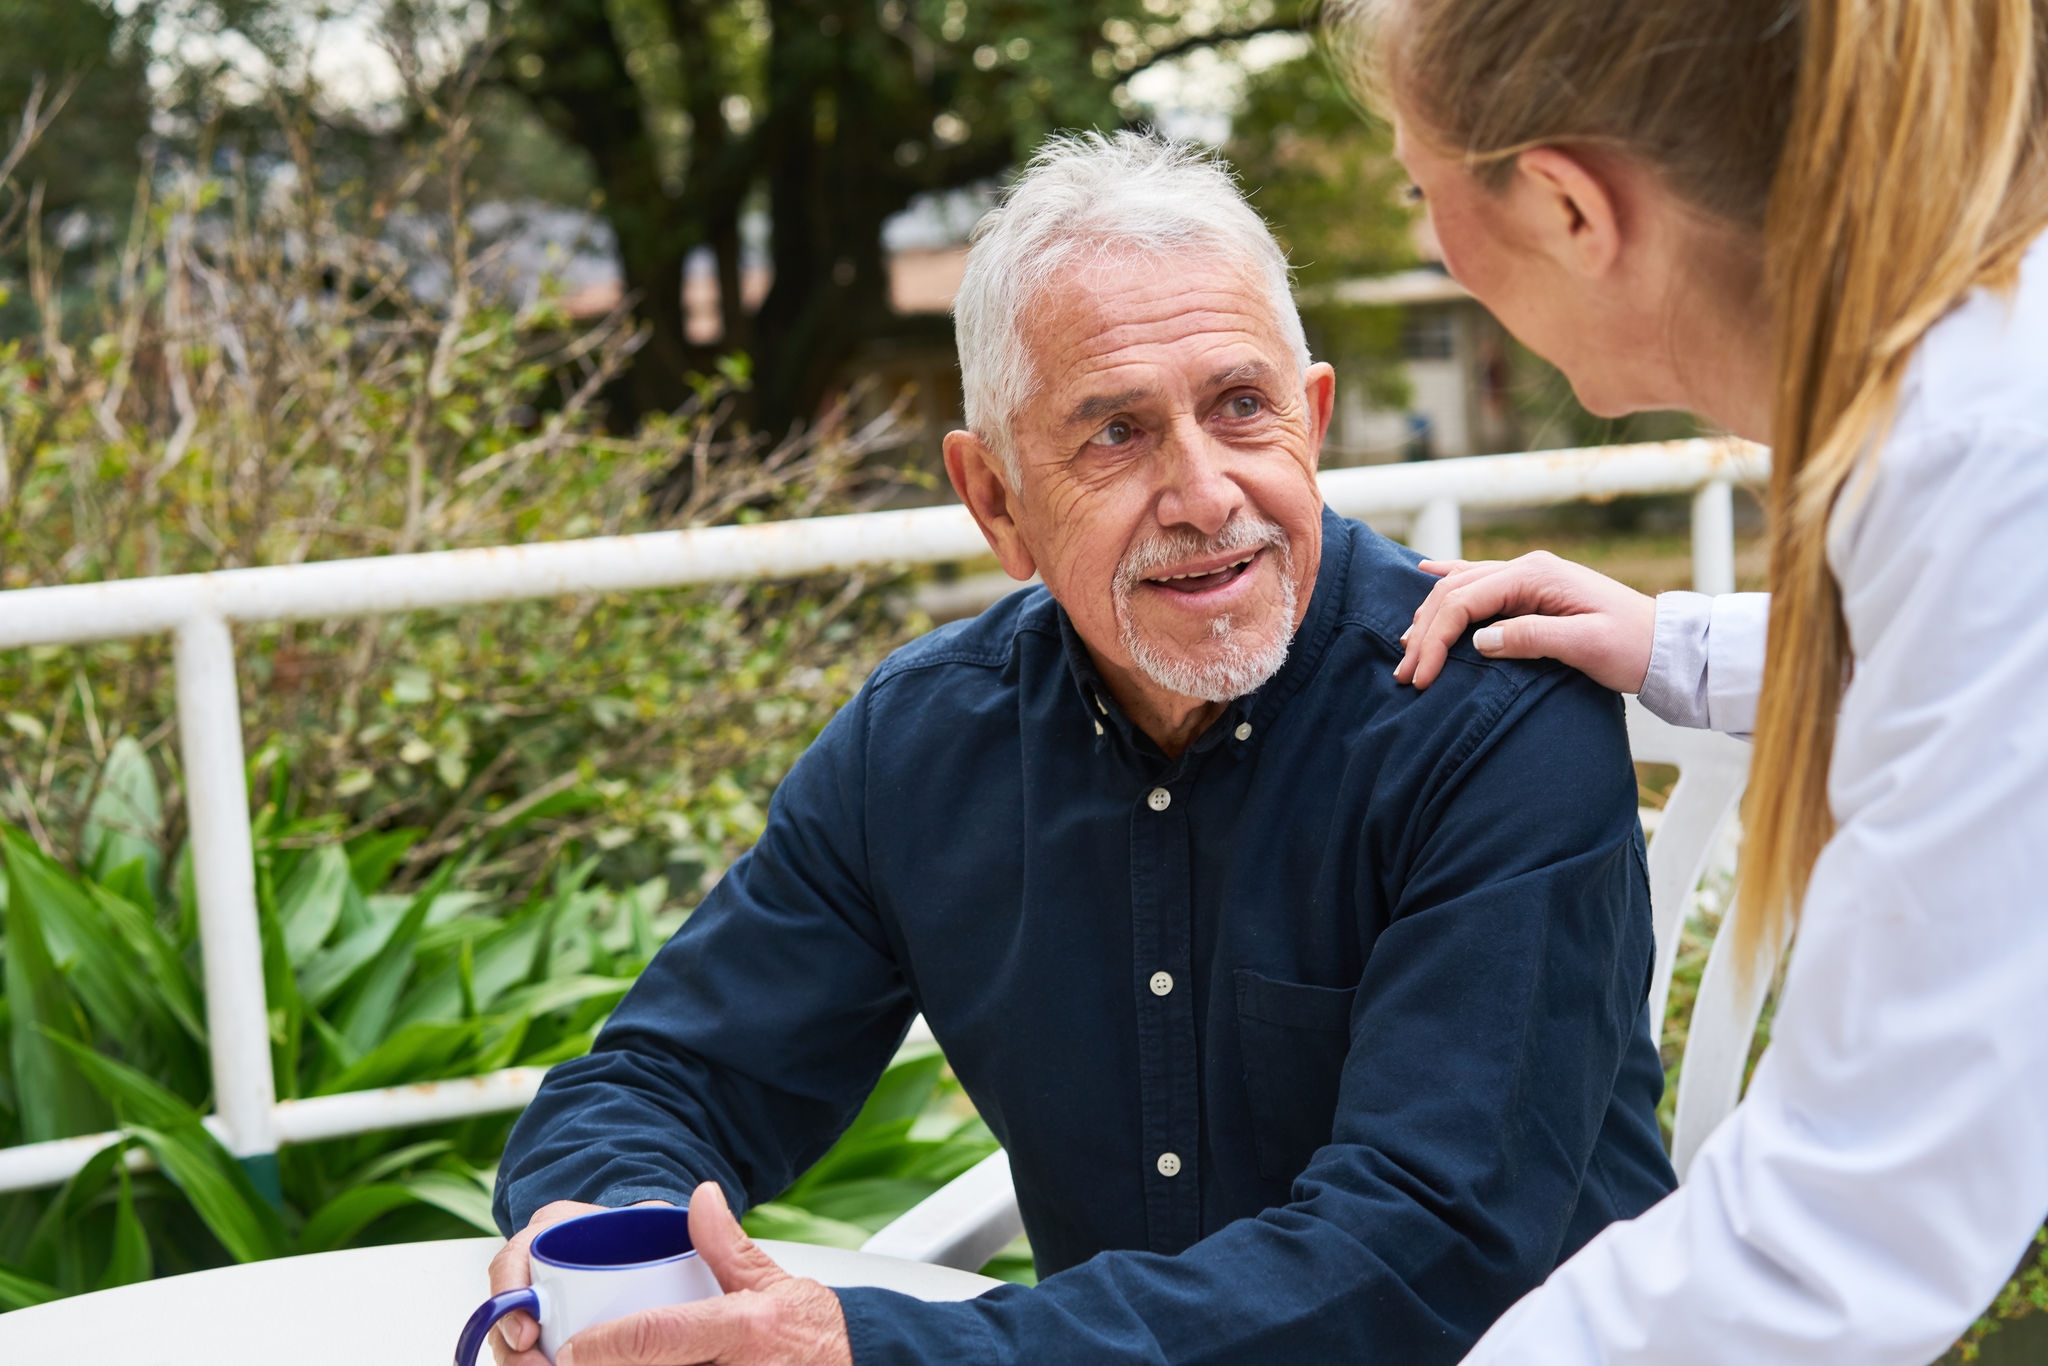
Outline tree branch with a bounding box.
[1120,17,1311,82]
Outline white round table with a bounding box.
[0,1237,1001,1365]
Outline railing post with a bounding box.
[173,614,280,1200]
[1409,496,1463,562]
[1691,479,1736,595]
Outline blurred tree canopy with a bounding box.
[1226,45,1413,409]
[0,0,151,223]
[488,0,1309,430]
[0,0,1433,440]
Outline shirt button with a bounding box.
[1156,1151,1182,1178]
[1149,971,1174,997]
[1146,786,1171,812]
[1234,722,1252,742]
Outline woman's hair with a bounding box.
[1332,0,2048,969]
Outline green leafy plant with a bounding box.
[0,737,1015,1307]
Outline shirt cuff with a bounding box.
[1638,592,1713,728]
[595,1182,698,1210]
[1703,593,1769,737]
[838,1285,1007,1366]
[1637,592,1769,736]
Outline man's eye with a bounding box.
[1226,395,1263,419]
[1088,420,1135,447]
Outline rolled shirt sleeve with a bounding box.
[1637,591,1768,736]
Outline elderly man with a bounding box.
[488,132,1675,1366]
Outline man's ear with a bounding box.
[1511,147,1623,280]
[943,429,1038,581]
[1302,362,1337,469]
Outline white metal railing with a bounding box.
[0,436,1766,1195]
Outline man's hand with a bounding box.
[1393,552,1658,693]
[489,1199,619,1365]
[555,1182,852,1366]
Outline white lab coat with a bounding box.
[1461,234,2048,1364]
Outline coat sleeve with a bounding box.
[492,688,916,1232]
[1461,420,2048,1365]
[838,666,1670,1366]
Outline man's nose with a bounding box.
[1153,419,1242,536]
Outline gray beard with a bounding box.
[1112,517,1297,704]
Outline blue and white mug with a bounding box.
[455,1205,724,1365]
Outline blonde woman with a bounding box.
[1347,0,2048,1360]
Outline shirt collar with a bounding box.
[1053,505,1355,761]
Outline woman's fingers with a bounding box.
[1396,565,1526,689]
[1393,552,1657,693]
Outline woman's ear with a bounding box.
[1511,147,1624,280]
[944,430,1039,581]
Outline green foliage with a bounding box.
[1953,1227,2048,1361]
[0,791,1009,1306]
[741,1044,1028,1282]
[1225,47,1418,420]
[0,0,152,226]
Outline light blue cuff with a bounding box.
[1638,592,1713,729]
[1638,591,1769,736]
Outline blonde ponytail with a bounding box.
[1334,0,2048,966]
[1740,0,2048,963]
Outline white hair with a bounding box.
[953,130,1312,482]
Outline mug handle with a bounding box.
[454,1286,541,1366]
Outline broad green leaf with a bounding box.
[472,1015,532,1073]
[21,1137,131,1279]
[335,862,454,1053]
[783,1118,920,1193]
[740,1202,871,1250]
[313,1020,479,1096]
[0,1259,61,1310]
[2,833,108,1142]
[346,1140,457,1187]
[306,1007,359,1077]
[850,1052,947,1131]
[346,828,425,897]
[298,898,412,1008]
[487,975,635,1023]
[97,856,155,919]
[277,844,358,962]
[82,737,164,893]
[126,1124,288,1263]
[896,1130,1001,1186]
[5,826,186,1062]
[515,1027,599,1069]
[393,911,549,1028]
[298,1182,431,1254]
[99,1165,152,1289]
[399,1168,499,1234]
[793,1177,944,1232]
[88,880,205,1045]
[45,1033,203,1131]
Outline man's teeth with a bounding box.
[1151,553,1255,584]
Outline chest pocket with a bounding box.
[1235,969,1360,1183]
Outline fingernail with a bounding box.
[1474,627,1504,653]
[1398,627,1411,644]
[556,1347,575,1366]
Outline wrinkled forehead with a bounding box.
[1016,248,1297,388]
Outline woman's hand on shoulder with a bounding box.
[1394,551,1658,694]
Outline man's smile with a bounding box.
[1141,546,1266,598]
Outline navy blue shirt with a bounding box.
[495,508,1676,1364]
